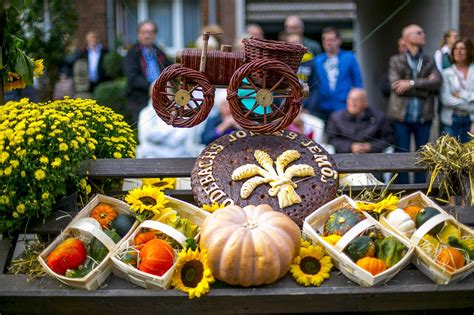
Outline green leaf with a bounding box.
[9,0,25,11]
[14,50,34,85]
[185,238,198,251]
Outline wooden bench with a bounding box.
[0,153,473,314]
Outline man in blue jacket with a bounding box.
[314,26,363,122]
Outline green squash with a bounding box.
[90,229,121,262]
[324,208,365,236]
[415,207,443,235]
[345,235,375,262]
[111,214,135,237]
[375,236,406,267]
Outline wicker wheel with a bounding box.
[152,64,214,128]
[227,59,302,133]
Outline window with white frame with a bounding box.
[117,0,200,56]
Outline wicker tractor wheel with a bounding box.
[152,64,214,128]
[227,59,302,133]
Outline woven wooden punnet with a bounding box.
[303,195,414,286]
[380,191,474,284]
[38,194,138,290]
[110,196,208,289]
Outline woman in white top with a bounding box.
[434,29,459,72]
[440,38,474,143]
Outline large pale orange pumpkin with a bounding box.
[199,204,301,287]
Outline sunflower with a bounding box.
[290,244,332,287]
[142,178,176,190]
[172,248,215,299]
[357,194,399,215]
[125,186,174,221]
[201,202,226,213]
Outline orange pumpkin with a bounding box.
[138,239,175,276]
[90,203,118,228]
[133,231,157,249]
[403,205,422,221]
[356,257,388,276]
[437,247,465,272]
[47,238,87,275]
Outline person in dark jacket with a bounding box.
[124,20,172,123]
[327,88,393,154]
[78,31,109,92]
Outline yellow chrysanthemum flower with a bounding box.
[142,178,176,191]
[125,186,173,220]
[59,143,68,151]
[172,248,215,299]
[16,204,26,214]
[201,202,226,213]
[34,169,46,180]
[3,167,12,176]
[356,194,399,214]
[290,244,333,287]
[113,152,122,159]
[51,158,62,168]
[42,192,50,200]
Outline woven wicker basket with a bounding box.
[242,37,306,87]
[38,194,139,290]
[303,195,414,287]
[110,196,209,289]
[380,191,474,284]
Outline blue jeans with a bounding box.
[441,113,471,143]
[392,121,431,184]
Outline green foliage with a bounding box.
[93,79,132,124]
[103,52,125,79]
[7,0,78,98]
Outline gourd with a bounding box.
[416,207,443,235]
[448,236,474,260]
[437,247,465,272]
[437,223,461,244]
[133,231,157,249]
[90,203,118,229]
[47,238,87,275]
[199,204,301,287]
[385,209,416,235]
[356,257,387,276]
[403,205,421,221]
[375,236,406,267]
[138,239,175,276]
[111,214,135,237]
[345,236,375,262]
[323,208,365,236]
[90,229,121,262]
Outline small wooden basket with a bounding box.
[381,191,474,284]
[110,196,208,289]
[303,195,414,287]
[38,194,139,290]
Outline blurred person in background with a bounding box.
[440,38,474,143]
[434,29,459,72]
[314,26,363,122]
[246,24,264,39]
[326,88,392,154]
[388,24,441,184]
[79,31,109,93]
[284,15,321,56]
[136,81,205,158]
[124,20,172,123]
[286,33,318,115]
[54,35,80,99]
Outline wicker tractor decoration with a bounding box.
[152,33,307,133]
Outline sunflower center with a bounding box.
[181,260,204,288]
[139,196,157,206]
[300,256,321,275]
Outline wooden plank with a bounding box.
[0,238,13,274]
[79,153,426,179]
[0,271,472,314]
